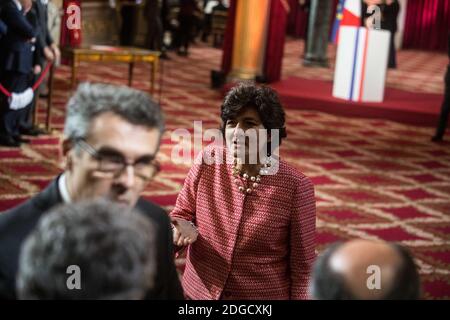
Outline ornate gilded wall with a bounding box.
[80,0,148,47]
[81,0,119,45]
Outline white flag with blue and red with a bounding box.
[331,0,362,44]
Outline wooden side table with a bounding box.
[62,46,161,94]
[40,46,160,131]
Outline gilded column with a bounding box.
[229,0,271,81]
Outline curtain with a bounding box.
[60,0,82,47]
[263,0,289,82]
[220,0,237,74]
[287,0,309,38]
[403,0,450,52]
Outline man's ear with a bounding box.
[62,139,75,171]
[62,139,73,157]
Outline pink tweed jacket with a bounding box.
[170,146,316,300]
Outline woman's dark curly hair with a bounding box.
[220,83,287,154]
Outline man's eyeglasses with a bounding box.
[75,139,160,181]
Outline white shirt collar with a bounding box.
[58,173,72,204]
[12,0,22,11]
[40,0,49,5]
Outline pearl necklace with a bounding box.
[232,166,261,194]
[232,161,273,194]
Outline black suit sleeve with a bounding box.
[0,19,7,36]
[151,209,184,300]
[29,2,53,56]
[0,273,15,300]
[41,2,53,47]
[2,5,35,39]
[45,27,53,47]
[37,26,47,51]
[137,200,184,300]
[29,4,46,51]
[162,214,184,299]
[387,2,400,33]
[0,179,62,301]
[447,33,450,58]
[27,9,44,66]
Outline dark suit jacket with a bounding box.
[27,0,53,66]
[0,19,6,37]
[447,32,450,60]
[0,176,184,300]
[0,5,7,50]
[0,0,36,74]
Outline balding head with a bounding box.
[329,240,402,299]
[311,240,421,300]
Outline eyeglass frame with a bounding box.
[74,138,161,181]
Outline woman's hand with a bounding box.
[171,217,198,247]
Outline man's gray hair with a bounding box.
[17,200,157,300]
[64,82,165,140]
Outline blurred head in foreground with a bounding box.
[311,239,421,300]
[17,200,156,299]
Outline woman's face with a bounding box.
[224,106,268,165]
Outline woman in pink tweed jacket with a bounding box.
[170,84,316,300]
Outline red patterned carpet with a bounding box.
[0,39,449,299]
